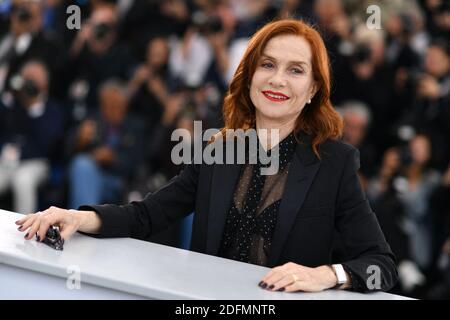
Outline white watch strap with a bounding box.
[332,264,347,284]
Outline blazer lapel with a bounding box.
[206,162,241,255]
[267,134,321,266]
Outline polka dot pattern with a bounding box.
[218,132,297,266]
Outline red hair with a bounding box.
[221,19,343,157]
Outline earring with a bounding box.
[307,98,311,104]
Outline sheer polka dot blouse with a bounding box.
[218,132,297,266]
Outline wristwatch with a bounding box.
[331,264,348,286]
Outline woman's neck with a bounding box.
[255,115,297,150]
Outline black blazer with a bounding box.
[81,133,398,292]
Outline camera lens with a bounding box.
[352,44,371,63]
[94,23,113,40]
[21,79,40,98]
[191,12,223,35]
[205,17,223,34]
[13,6,32,22]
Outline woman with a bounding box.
[397,134,440,271]
[16,19,398,293]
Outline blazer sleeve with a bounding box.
[79,162,199,240]
[335,148,398,292]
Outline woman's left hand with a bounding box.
[259,262,338,292]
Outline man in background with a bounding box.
[0,60,63,214]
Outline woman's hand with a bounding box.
[15,207,100,242]
[259,262,338,292]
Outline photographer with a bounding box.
[396,41,450,169]
[0,60,63,214]
[368,134,443,297]
[339,100,378,188]
[0,0,62,95]
[118,0,190,56]
[67,5,135,110]
[422,0,450,39]
[67,79,144,209]
[391,134,441,284]
[143,88,199,191]
[334,26,396,154]
[127,36,170,131]
[366,147,422,295]
[169,6,232,91]
[427,163,450,299]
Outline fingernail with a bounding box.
[268,285,275,290]
[24,233,29,239]
[260,282,267,289]
[36,235,40,241]
[278,287,285,292]
[258,281,264,287]
[18,226,22,231]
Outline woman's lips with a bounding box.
[262,91,290,102]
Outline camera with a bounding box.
[437,1,450,14]
[93,23,114,40]
[191,12,223,35]
[12,5,32,22]
[399,14,414,38]
[10,75,40,98]
[401,69,424,90]
[21,78,40,98]
[398,145,412,167]
[181,90,197,120]
[351,43,372,64]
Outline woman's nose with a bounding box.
[268,71,287,88]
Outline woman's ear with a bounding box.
[310,82,318,99]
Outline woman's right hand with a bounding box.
[15,207,86,242]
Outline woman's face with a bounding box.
[250,34,317,125]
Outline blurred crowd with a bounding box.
[0,0,449,299]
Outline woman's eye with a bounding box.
[291,68,304,74]
[261,62,274,69]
